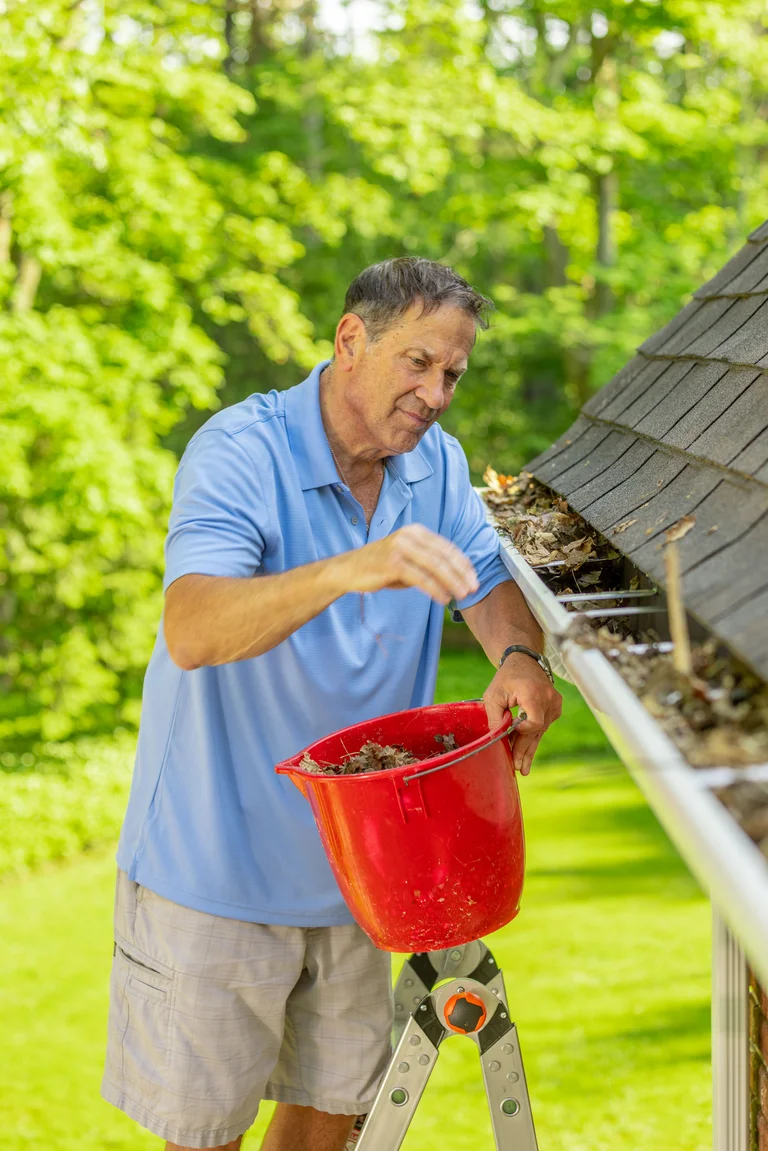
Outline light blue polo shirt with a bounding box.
[116,361,513,925]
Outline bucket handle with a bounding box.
[402,711,527,785]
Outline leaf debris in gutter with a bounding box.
[483,468,621,572]
[576,627,768,769]
[483,469,768,773]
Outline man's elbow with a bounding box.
[163,612,205,671]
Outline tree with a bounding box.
[0,0,329,742]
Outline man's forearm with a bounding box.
[164,557,352,670]
[460,580,543,667]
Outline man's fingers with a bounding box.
[394,535,478,602]
[510,732,541,776]
[396,558,461,605]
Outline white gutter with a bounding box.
[489,511,768,991]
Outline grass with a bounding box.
[0,651,710,1150]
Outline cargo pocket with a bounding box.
[109,943,175,1111]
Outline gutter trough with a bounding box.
[487,505,768,993]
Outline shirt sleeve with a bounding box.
[441,434,514,620]
[163,429,269,592]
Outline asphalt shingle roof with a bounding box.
[526,223,768,681]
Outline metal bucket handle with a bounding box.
[402,710,527,785]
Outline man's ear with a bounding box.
[334,313,367,372]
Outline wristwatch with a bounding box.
[498,644,554,684]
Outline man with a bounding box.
[102,257,562,1150]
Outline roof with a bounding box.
[525,221,768,681]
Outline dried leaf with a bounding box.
[664,514,696,543]
[706,524,719,535]
[612,518,637,534]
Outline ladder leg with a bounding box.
[479,1019,538,1151]
[355,1005,442,1151]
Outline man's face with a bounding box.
[342,302,476,456]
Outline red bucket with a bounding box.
[275,700,525,952]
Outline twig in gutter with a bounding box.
[664,518,695,677]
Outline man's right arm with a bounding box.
[164,523,479,670]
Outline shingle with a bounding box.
[713,587,768,682]
[562,436,655,509]
[694,241,767,299]
[700,244,768,298]
[686,523,768,622]
[532,422,614,485]
[597,357,683,424]
[661,367,759,450]
[583,354,656,417]
[687,373,768,466]
[629,476,767,584]
[673,495,768,614]
[544,429,639,495]
[576,449,687,530]
[730,425,768,478]
[634,361,730,440]
[748,221,768,242]
[524,416,592,474]
[617,359,697,429]
[639,298,705,355]
[709,298,768,365]
[678,294,765,358]
[606,463,721,554]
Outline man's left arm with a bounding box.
[461,581,562,775]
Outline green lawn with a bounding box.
[0,653,710,1150]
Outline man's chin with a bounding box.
[386,425,429,455]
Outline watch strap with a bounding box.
[498,644,554,683]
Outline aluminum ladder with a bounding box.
[347,941,538,1150]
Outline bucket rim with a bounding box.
[274,699,511,784]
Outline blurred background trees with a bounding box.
[2,0,767,745]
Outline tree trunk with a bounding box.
[543,224,569,287]
[12,254,41,312]
[596,169,618,315]
[301,1,324,182]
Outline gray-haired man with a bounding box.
[102,258,562,1150]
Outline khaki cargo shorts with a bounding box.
[101,870,393,1148]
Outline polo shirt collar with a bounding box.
[285,361,434,491]
[285,361,339,491]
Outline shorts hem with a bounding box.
[101,1079,257,1148]
[263,1086,374,1115]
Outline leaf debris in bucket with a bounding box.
[300,733,459,776]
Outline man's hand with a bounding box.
[340,523,479,605]
[483,653,562,776]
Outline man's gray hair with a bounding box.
[343,257,494,342]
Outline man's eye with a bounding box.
[410,357,426,368]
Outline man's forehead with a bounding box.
[389,303,476,359]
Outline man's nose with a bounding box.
[415,369,448,410]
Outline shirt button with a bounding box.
[351,516,359,525]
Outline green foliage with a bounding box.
[0,1,331,743]
[0,734,134,879]
[2,0,768,742]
